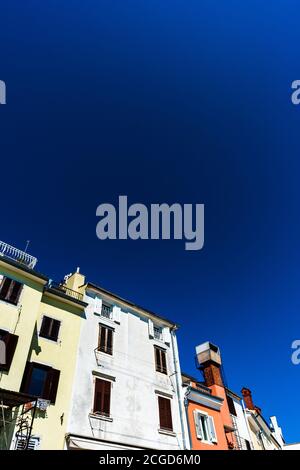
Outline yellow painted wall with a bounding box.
[0,263,44,391]
[28,294,84,449]
[0,261,85,450]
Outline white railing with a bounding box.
[0,240,37,269]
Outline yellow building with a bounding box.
[0,241,86,450]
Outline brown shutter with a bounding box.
[93,379,111,416]
[103,380,111,415]
[106,328,113,355]
[44,368,60,404]
[158,396,173,431]
[155,347,161,371]
[161,350,167,374]
[20,362,34,393]
[40,317,51,338]
[0,330,18,372]
[9,281,22,305]
[0,278,11,300]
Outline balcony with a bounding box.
[48,281,84,302]
[0,240,37,269]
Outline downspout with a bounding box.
[170,327,190,450]
[241,399,254,450]
[184,386,193,449]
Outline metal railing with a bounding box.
[0,241,37,269]
[48,281,84,302]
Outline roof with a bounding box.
[86,281,179,328]
[0,255,48,283]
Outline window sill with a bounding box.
[89,413,113,422]
[158,428,176,437]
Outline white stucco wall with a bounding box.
[67,291,187,450]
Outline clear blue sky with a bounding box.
[1,1,300,443]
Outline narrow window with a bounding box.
[98,324,113,355]
[0,329,18,372]
[194,411,217,443]
[154,346,167,374]
[93,378,111,417]
[0,277,22,305]
[158,396,173,431]
[20,362,60,404]
[39,316,61,341]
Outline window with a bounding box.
[101,303,112,319]
[20,362,60,404]
[227,395,237,416]
[154,325,163,341]
[15,435,40,450]
[194,410,217,443]
[98,324,113,355]
[154,346,167,374]
[39,316,61,341]
[158,396,173,432]
[0,276,22,305]
[0,329,18,372]
[93,378,111,417]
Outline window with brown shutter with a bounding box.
[158,396,173,431]
[154,346,167,374]
[20,362,60,404]
[0,329,18,372]
[93,378,111,416]
[39,316,61,341]
[98,324,113,355]
[0,277,22,305]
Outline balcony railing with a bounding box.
[48,281,84,302]
[0,240,37,269]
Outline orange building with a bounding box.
[182,342,236,450]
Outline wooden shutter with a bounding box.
[93,379,111,416]
[0,330,18,372]
[0,277,11,299]
[9,281,22,305]
[44,368,60,404]
[194,410,203,439]
[98,325,113,355]
[40,317,51,338]
[158,396,173,431]
[20,362,34,393]
[208,415,217,443]
[155,347,167,374]
[106,328,113,355]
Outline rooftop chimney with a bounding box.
[241,387,256,410]
[196,342,224,387]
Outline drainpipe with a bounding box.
[184,386,193,449]
[170,327,190,450]
[241,399,254,450]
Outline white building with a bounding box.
[225,389,253,450]
[65,272,189,450]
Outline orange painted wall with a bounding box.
[187,399,229,450]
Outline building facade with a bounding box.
[0,241,86,450]
[66,279,189,450]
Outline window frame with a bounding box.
[92,378,112,417]
[157,395,173,432]
[98,323,114,355]
[20,362,60,404]
[154,346,168,375]
[39,316,61,342]
[194,410,218,444]
[0,276,23,306]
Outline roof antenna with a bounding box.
[24,240,30,253]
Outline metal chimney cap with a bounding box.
[195,341,220,356]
